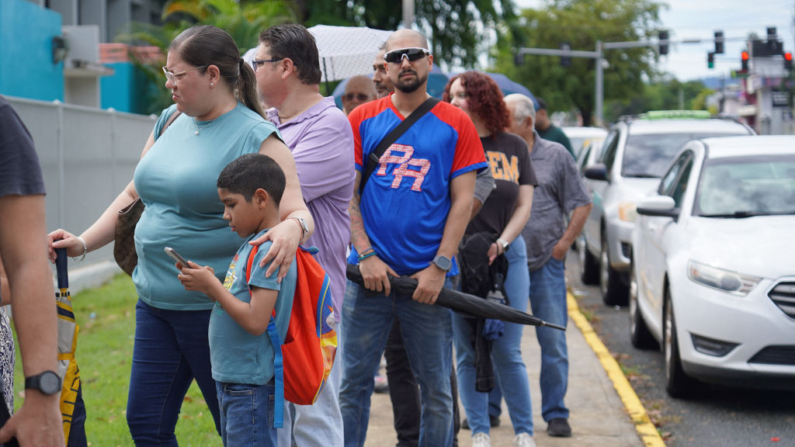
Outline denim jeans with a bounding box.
[277,315,344,447]
[340,279,455,447]
[126,300,221,446]
[216,381,276,447]
[384,317,460,447]
[489,255,570,422]
[453,236,533,436]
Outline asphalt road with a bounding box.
[564,254,795,447]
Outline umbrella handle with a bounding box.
[54,241,68,290]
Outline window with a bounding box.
[600,130,621,173]
[621,132,747,178]
[659,152,691,196]
[670,159,693,207]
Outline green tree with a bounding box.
[492,0,665,126]
[116,0,295,115]
[297,0,520,68]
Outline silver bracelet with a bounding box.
[73,236,87,262]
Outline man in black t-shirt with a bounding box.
[0,96,65,446]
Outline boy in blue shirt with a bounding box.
[178,153,297,447]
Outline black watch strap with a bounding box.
[25,371,61,395]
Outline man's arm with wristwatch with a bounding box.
[349,172,400,296]
[410,170,476,305]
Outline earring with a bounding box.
[210,82,214,87]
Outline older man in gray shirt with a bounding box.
[503,93,592,438]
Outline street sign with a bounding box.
[731,70,749,79]
[772,89,790,108]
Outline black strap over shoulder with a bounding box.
[359,97,439,194]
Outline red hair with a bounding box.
[443,71,509,137]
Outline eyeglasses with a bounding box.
[252,58,285,72]
[344,93,372,102]
[162,65,207,84]
[383,47,430,64]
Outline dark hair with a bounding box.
[535,97,547,111]
[259,24,322,85]
[443,71,509,137]
[170,25,265,119]
[217,154,286,205]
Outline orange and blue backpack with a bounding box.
[246,245,337,428]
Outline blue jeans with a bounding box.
[491,256,570,422]
[217,381,276,447]
[340,278,455,447]
[453,236,533,436]
[127,300,221,446]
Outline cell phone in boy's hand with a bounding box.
[164,247,189,269]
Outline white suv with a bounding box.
[579,112,754,305]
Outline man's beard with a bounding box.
[394,69,427,94]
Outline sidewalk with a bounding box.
[363,297,646,447]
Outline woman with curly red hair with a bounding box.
[443,71,538,447]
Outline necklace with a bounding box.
[194,102,236,135]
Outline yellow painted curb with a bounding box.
[567,293,666,447]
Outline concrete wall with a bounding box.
[5,95,156,271]
[0,0,64,101]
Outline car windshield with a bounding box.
[621,132,744,178]
[695,154,795,217]
[569,137,589,158]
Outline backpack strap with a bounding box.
[246,245,285,428]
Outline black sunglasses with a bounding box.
[344,93,372,102]
[383,47,430,64]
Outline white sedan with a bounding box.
[629,135,795,397]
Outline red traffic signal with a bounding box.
[741,51,749,71]
[786,52,793,71]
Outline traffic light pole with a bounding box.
[516,35,744,126]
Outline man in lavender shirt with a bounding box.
[254,24,354,447]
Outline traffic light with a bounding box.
[707,52,715,69]
[767,27,781,54]
[741,51,749,71]
[785,52,793,71]
[560,42,572,67]
[714,31,724,54]
[514,52,524,67]
[659,30,669,55]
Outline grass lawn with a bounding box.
[13,274,222,447]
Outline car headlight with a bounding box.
[618,202,637,222]
[687,260,762,296]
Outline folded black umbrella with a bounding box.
[346,265,565,331]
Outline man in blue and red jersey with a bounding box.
[340,29,487,447]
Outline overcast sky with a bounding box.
[512,0,794,81]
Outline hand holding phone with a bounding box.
[164,247,189,269]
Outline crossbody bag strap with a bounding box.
[159,109,182,138]
[359,97,439,194]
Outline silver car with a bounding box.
[580,112,754,305]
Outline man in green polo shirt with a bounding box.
[534,97,574,158]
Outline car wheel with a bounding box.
[579,236,599,285]
[629,262,656,349]
[664,290,697,398]
[600,231,628,305]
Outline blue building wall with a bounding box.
[0,0,64,101]
[102,62,138,113]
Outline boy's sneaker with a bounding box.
[373,374,389,394]
[547,418,572,437]
[471,433,491,447]
[513,433,536,447]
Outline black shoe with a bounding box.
[461,416,500,430]
[547,418,572,437]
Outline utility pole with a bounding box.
[403,0,414,29]
[595,41,603,126]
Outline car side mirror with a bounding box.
[584,163,609,182]
[637,196,680,221]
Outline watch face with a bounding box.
[435,256,452,271]
[39,371,61,394]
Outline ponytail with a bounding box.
[238,59,266,120]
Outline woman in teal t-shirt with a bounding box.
[48,25,314,444]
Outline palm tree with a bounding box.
[116,0,296,115]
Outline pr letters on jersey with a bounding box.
[377,143,431,192]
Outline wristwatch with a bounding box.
[25,371,62,395]
[497,238,510,252]
[289,216,309,239]
[432,255,453,272]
